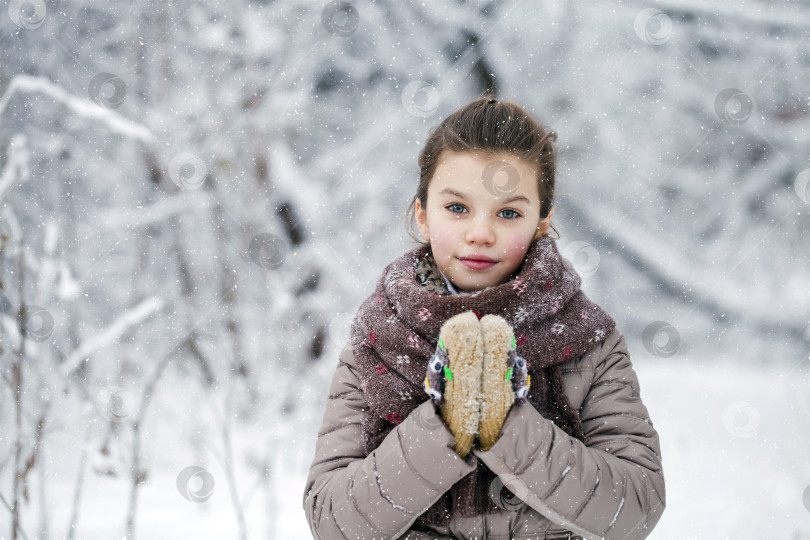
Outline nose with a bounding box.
[465,215,495,245]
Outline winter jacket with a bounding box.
[303,326,665,539]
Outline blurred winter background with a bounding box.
[0,0,808,538]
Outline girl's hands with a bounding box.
[478,314,530,451]
[423,312,530,456]
[423,311,484,459]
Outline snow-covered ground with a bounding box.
[633,349,810,538]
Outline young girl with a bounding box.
[303,97,666,539]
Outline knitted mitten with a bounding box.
[423,311,484,459]
[478,314,531,451]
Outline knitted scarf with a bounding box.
[349,235,616,528]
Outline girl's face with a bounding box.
[415,150,554,292]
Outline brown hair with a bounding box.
[404,94,560,244]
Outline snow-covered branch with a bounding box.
[0,134,30,205]
[94,190,217,230]
[0,75,154,144]
[59,296,165,377]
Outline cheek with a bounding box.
[428,229,454,254]
[500,234,533,263]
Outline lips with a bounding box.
[460,255,497,270]
[460,255,496,263]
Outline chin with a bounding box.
[456,277,499,292]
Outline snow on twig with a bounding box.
[0,134,30,205]
[95,190,217,230]
[0,74,154,144]
[59,296,165,377]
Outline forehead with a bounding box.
[430,150,540,201]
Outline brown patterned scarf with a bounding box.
[349,236,616,528]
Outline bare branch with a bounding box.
[60,297,164,377]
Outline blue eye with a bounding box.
[444,204,522,219]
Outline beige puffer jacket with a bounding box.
[303,327,665,539]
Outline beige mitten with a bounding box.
[478,314,517,451]
[426,311,485,459]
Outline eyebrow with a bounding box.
[438,188,532,205]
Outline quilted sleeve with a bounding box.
[303,344,476,540]
[473,329,666,540]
